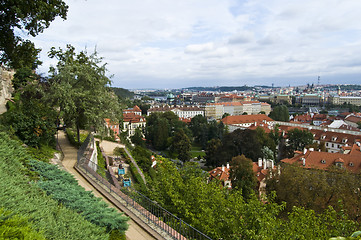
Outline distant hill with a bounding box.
[183,85,273,92]
[111,87,134,99]
[323,84,361,91]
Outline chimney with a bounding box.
[309,148,314,151]
[258,158,262,167]
[303,148,307,154]
[271,160,274,169]
[226,163,230,169]
[263,158,266,170]
[302,157,306,166]
[222,165,225,172]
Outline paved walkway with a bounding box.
[57,131,155,240]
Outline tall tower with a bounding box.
[317,76,320,86]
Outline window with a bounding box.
[349,162,354,167]
[332,144,334,148]
[321,159,326,164]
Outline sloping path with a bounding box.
[57,131,155,240]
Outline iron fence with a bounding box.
[76,133,213,240]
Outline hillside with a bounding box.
[0,131,127,239]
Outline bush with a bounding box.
[30,160,129,233]
[0,132,109,240]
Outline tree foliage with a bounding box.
[286,128,314,156]
[146,111,189,150]
[147,157,358,240]
[170,129,191,161]
[205,128,275,166]
[189,115,225,149]
[1,83,57,148]
[47,45,120,143]
[0,0,68,68]
[267,164,361,222]
[230,155,258,199]
[269,105,289,122]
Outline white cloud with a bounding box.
[26,0,361,88]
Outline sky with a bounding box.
[26,0,361,89]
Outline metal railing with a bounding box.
[76,134,212,240]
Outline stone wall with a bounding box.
[0,67,14,114]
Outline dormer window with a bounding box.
[342,138,348,143]
[321,159,326,164]
[349,162,354,167]
[321,135,326,140]
[332,136,337,142]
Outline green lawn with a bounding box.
[190,146,205,158]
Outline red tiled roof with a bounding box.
[311,129,361,145]
[209,167,230,182]
[222,114,273,125]
[133,105,142,112]
[104,118,118,125]
[281,144,361,173]
[345,115,361,124]
[123,113,145,123]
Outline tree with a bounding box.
[205,138,222,166]
[222,112,230,119]
[0,0,68,69]
[1,82,57,148]
[230,155,257,199]
[171,129,191,162]
[12,67,37,90]
[286,128,314,156]
[357,121,361,130]
[47,45,120,143]
[266,164,361,221]
[130,128,145,147]
[146,111,189,150]
[269,105,289,122]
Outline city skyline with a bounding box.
[25,0,361,89]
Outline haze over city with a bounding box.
[26,0,361,89]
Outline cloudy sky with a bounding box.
[27,0,361,89]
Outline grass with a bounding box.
[190,145,206,158]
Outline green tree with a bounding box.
[230,155,257,199]
[12,67,37,90]
[130,128,145,147]
[269,105,289,121]
[146,111,189,150]
[357,121,361,129]
[189,114,208,148]
[205,138,222,166]
[0,0,68,69]
[286,128,314,156]
[2,83,57,148]
[47,45,120,143]
[171,129,191,162]
[266,164,361,221]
